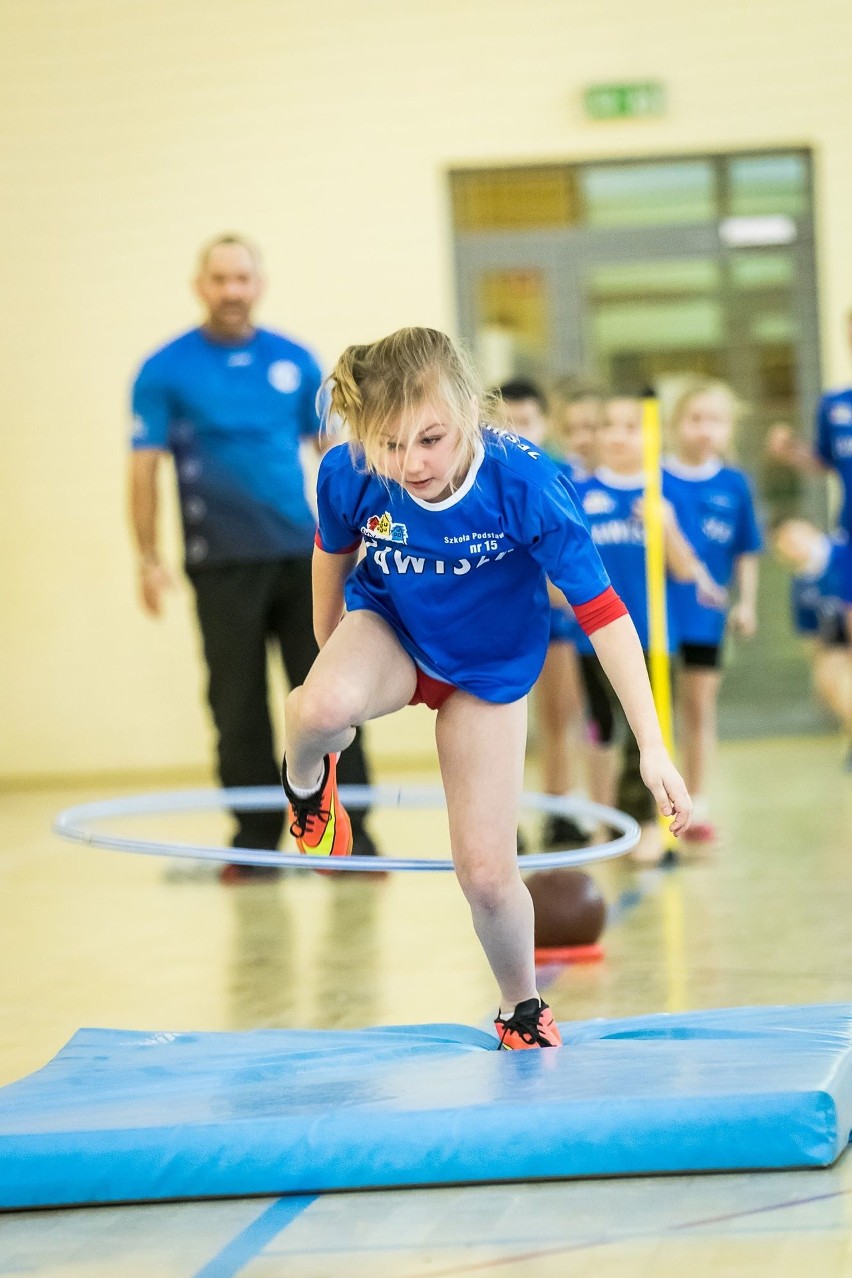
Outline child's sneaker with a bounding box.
[542,814,589,849]
[494,997,562,1049]
[281,754,352,860]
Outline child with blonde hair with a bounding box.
[499,378,590,848]
[572,394,723,864]
[281,328,691,1049]
[663,378,763,844]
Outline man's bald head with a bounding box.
[194,234,264,340]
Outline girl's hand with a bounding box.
[766,422,794,460]
[728,600,757,638]
[639,746,692,837]
[633,495,678,530]
[693,562,728,611]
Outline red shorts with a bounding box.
[409,668,457,711]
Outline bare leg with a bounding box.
[435,693,536,1012]
[284,611,417,791]
[678,667,722,802]
[534,642,583,795]
[587,742,618,808]
[813,646,852,736]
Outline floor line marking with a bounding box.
[412,1183,852,1277]
[191,1195,317,1278]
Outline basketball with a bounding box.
[525,868,607,948]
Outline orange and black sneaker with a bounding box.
[495,997,562,1050]
[281,754,352,861]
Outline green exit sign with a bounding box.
[584,82,666,120]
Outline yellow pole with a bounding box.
[641,395,687,1009]
[640,395,677,855]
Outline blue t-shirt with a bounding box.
[130,327,322,566]
[315,430,611,703]
[790,534,849,641]
[572,468,679,655]
[816,389,852,535]
[663,458,763,646]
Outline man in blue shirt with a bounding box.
[128,234,376,877]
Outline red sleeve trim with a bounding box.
[573,586,628,636]
[314,530,362,554]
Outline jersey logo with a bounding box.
[305,801,337,857]
[701,516,734,544]
[582,489,616,516]
[364,512,408,543]
[268,360,302,393]
[828,403,852,425]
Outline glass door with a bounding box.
[452,152,825,736]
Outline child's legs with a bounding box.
[678,664,722,798]
[813,644,852,734]
[285,611,417,789]
[577,653,618,808]
[534,642,583,795]
[435,692,536,1011]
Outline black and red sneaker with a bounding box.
[495,997,563,1050]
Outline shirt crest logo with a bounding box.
[829,403,852,425]
[268,360,302,393]
[365,512,408,543]
[583,489,616,516]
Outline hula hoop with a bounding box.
[53,785,640,873]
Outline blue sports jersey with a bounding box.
[816,389,852,535]
[315,430,611,703]
[790,533,849,641]
[571,468,679,655]
[130,327,322,566]
[663,458,763,646]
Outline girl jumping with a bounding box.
[281,329,691,1049]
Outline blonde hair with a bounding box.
[666,376,743,443]
[325,327,503,477]
[549,374,606,410]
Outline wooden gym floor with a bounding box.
[1,731,851,1276]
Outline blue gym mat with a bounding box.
[2,1004,852,1209]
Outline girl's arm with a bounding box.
[660,502,728,610]
[312,545,360,648]
[766,424,827,475]
[728,553,760,637]
[588,614,692,836]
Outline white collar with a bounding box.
[664,455,723,481]
[405,437,485,511]
[595,466,645,491]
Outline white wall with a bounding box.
[2,0,851,781]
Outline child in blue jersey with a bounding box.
[574,395,723,865]
[499,379,589,850]
[773,519,851,764]
[547,380,615,833]
[280,328,691,1049]
[663,379,763,844]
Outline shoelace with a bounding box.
[288,792,330,840]
[497,1002,549,1047]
